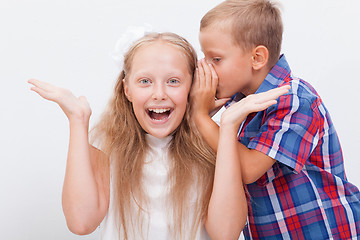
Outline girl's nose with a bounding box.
[152,83,166,100]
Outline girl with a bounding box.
[28,32,289,240]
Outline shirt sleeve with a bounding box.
[247,93,321,174]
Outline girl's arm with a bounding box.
[204,119,247,240]
[205,84,290,239]
[28,79,110,235]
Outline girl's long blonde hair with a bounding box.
[91,32,216,239]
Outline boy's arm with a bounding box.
[193,112,220,152]
[235,142,276,184]
[196,114,276,184]
[190,59,229,152]
[28,79,110,235]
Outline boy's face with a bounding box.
[199,27,255,98]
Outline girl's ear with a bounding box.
[123,79,132,102]
[251,45,269,70]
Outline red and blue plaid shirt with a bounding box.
[226,55,360,239]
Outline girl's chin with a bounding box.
[143,122,178,139]
[146,130,173,139]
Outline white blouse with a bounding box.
[100,134,210,240]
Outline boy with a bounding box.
[191,0,360,239]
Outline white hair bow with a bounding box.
[111,24,153,69]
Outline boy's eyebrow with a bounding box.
[201,49,221,56]
[201,48,209,53]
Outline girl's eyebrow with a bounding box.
[132,71,152,77]
[133,71,187,78]
[168,70,187,77]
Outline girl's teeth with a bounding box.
[149,108,170,113]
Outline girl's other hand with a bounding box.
[221,85,291,130]
[28,79,92,123]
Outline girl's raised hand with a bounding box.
[221,85,291,129]
[28,79,92,123]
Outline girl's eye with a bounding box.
[168,79,180,85]
[140,78,151,84]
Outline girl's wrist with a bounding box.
[68,114,90,128]
[219,122,239,135]
[220,112,245,130]
[66,107,91,123]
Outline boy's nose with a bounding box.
[152,83,166,100]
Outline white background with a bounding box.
[1,0,359,239]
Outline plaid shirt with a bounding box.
[226,55,360,239]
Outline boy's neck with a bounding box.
[241,65,272,96]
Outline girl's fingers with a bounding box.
[223,85,290,126]
[269,85,290,95]
[254,100,277,111]
[30,86,54,101]
[28,78,40,86]
[28,79,54,92]
[28,79,66,103]
[232,85,290,110]
[78,96,89,106]
[255,85,290,103]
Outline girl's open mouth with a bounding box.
[146,108,173,121]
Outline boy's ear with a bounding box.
[251,45,269,70]
[123,79,132,102]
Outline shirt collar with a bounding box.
[146,134,173,149]
[225,54,291,107]
[255,54,291,94]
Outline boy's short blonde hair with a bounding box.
[200,0,283,67]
